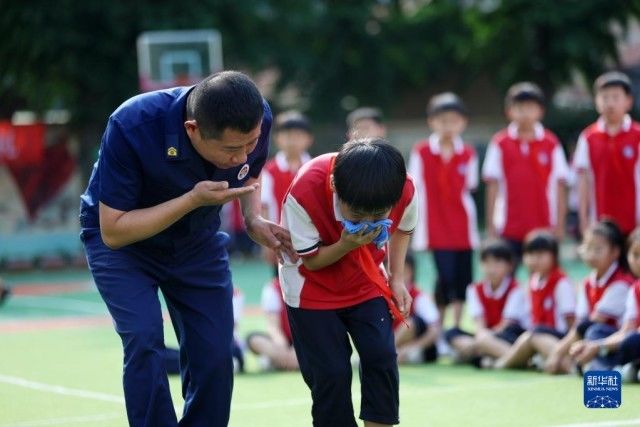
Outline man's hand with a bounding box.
[339,226,381,251]
[390,278,412,318]
[245,215,298,262]
[189,181,259,208]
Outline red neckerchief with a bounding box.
[325,156,407,325]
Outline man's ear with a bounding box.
[184,120,198,138]
[329,174,336,192]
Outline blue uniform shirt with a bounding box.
[80,86,272,253]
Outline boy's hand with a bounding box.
[570,340,598,365]
[339,226,381,251]
[390,279,412,318]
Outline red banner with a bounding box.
[0,121,45,166]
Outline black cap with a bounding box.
[505,82,545,106]
[274,110,311,133]
[594,71,632,95]
[346,107,384,128]
[427,92,467,117]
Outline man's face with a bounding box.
[185,120,262,169]
[348,119,386,140]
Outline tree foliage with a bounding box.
[2,0,640,125]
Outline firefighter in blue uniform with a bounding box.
[80,71,295,427]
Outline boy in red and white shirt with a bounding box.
[261,110,312,225]
[394,253,440,364]
[246,279,298,371]
[280,139,417,426]
[573,71,640,237]
[494,230,576,370]
[409,92,479,329]
[444,239,528,367]
[483,82,569,260]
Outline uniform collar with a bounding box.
[164,86,195,162]
[591,262,619,287]
[596,114,632,135]
[275,150,311,172]
[483,277,512,298]
[428,133,464,155]
[507,122,545,141]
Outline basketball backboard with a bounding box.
[137,29,223,92]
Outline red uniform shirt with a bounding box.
[409,135,479,250]
[261,151,311,223]
[528,268,575,332]
[577,264,633,328]
[472,279,518,328]
[482,123,569,241]
[279,153,418,310]
[573,115,640,235]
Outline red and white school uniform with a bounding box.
[279,153,419,310]
[482,122,569,241]
[572,115,640,235]
[528,268,576,334]
[622,280,640,328]
[576,262,633,328]
[261,278,293,344]
[393,283,439,330]
[466,277,529,329]
[409,135,479,251]
[261,151,311,223]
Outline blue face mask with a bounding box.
[341,219,393,249]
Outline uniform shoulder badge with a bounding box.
[167,146,178,157]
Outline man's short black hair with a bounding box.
[523,229,559,261]
[427,92,467,117]
[480,239,514,264]
[186,70,264,139]
[505,82,545,107]
[346,107,384,129]
[594,71,632,95]
[333,138,406,213]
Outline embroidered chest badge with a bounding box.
[167,146,178,158]
[623,145,634,159]
[237,164,250,180]
[538,152,549,165]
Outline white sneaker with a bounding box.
[614,363,639,383]
[258,355,274,372]
[436,338,451,357]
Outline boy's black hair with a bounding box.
[427,92,467,117]
[505,82,545,107]
[186,71,264,139]
[480,238,515,264]
[588,219,629,270]
[594,71,632,95]
[346,107,384,129]
[333,138,406,213]
[275,110,311,133]
[523,229,559,262]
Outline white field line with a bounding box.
[549,419,640,427]
[0,413,122,427]
[0,374,124,404]
[6,296,107,315]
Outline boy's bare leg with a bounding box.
[450,335,477,361]
[364,421,391,427]
[474,331,511,359]
[451,301,463,329]
[248,335,299,370]
[530,333,560,358]
[394,317,417,347]
[494,331,534,369]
